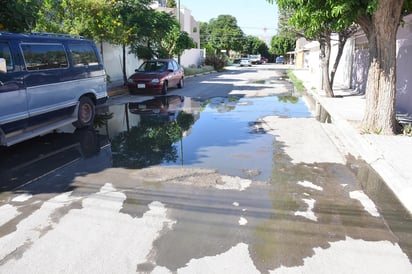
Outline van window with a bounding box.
[0,42,14,71]
[21,43,68,71]
[69,44,99,67]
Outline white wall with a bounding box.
[98,42,142,84]
[396,14,412,115]
[331,37,353,89]
[180,48,204,67]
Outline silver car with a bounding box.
[240,58,252,67]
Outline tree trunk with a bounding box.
[359,0,404,134]
[330,30,353,89]
[319,34,334,97]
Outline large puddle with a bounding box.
[0,94,310,191]
[105,95,312,181]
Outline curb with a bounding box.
[296,71,412,216]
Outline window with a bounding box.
[172,60,179,71]
[69,44,99,67]
[0,42,14,71]
[168,61,174,71]
[21,43,68,71]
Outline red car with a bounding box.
[127,59,184,95]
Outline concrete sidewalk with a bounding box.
[293,69,412,216]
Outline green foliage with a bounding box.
[0,0,41,32]
[287,70,305,92]
[129,9,177,59]
[111,111,195,168]
[166,0,177,8]
[243,36,270,56]
[270,35,295,56]
[403,124,412,136]
[278,95,299,104]
[202,15,244,54]
[160,24,195,58]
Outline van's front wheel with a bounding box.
[74,96,95,128]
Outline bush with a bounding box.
[204,55,226,71]
[184,66,214,76]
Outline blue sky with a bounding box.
[179,0,279,41]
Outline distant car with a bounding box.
[240,58,252,67]
[260,57,268,64]
[127,59,184,95]
[249,54,261,64]
[275,56,285,64]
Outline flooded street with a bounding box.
[0,65,411,273]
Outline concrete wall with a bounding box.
[98,42,202,84]
[302,14,412,117]
[396,14,412,115]
[98,43,141,84]
[349,13,412,115]
[331,37,353,89]
[180,48,204,67]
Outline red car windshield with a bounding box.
[137,61,167,73]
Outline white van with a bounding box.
[0,32,108,146]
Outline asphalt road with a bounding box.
[0,64,411,273]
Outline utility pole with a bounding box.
[177,0,181,64]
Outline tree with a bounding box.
[273,0,357,97]
[270,0,412,134]
[355,0,406,134]
[166,0,177,8]
[270,35,295,57]
[199,22,217,56]
[34,0,152,85]
[205,15,244,55]
[243,36,270,56]
[161,24,195,58]
[128,9,177,60]
[0,0,41,32]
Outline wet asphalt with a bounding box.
[0,64,411,273]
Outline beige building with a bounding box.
[151,1,203,67]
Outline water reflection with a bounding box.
[0,127,109,191]
[105,95,311,180]
[110,96,196,169]
[0,94,311,190]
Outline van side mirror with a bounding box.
[0,58,6,73]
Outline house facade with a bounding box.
[298,13,412,117]
[151,1,203,67]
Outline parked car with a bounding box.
[275,56,285,64]
[248,54,261,64]
[0,32,107,147]
[240,58,252,67]
[260,57,268,64]
[127,59,184,95]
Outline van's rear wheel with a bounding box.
[74,97,95,128]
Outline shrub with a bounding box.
[204,55,226,71]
